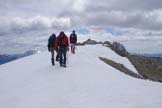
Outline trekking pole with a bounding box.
[66,50,69,66]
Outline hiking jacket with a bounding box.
[48,34,56,48]
[55,32,69,48]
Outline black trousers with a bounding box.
[49,47,55,59]
[58,46,67,65]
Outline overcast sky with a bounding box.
[0,0,162,53]
[1,0,162,33]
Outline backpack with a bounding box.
[48,34,56,47]
[70,33,76,38]
[58,34,65,46]
[70,33,77,43]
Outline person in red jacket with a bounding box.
[55,31,69,67]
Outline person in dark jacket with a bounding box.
[70,30,77,54]
[48,33,56,65]
[55,31,69,67]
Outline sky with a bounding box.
[0,0,162,54]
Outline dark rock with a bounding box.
[103,41,111,47]
[76,42,85,46]
[83,39,98,45]
[110,42,128,57]
[97,41,103,44]
[99,57,144,79]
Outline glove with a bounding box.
[47,45,50,52]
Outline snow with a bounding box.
[0,45,162,108]
[80,45,138,73]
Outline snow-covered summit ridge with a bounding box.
[0,45,162,108]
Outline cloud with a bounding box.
[1,0,162,32]
[0,16,71,35]
[70,9,162,31]
[0,0,162,54]
[85,0,162,12]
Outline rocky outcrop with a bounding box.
[99,57,144,79]
[76,42,85,46]
[103,41,111,47]
[110,42,128,57]
[128,55,162,82]
[97,41,103,44]
[83,39,98,45]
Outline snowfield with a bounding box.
[0,45,162,108]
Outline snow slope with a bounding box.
[0,45,162,108]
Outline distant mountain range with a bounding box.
[0,50,37,65]
[143,53,162,59]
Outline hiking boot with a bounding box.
[60,64,63,67]
[62,64,66,67]
[51,58,55,66]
